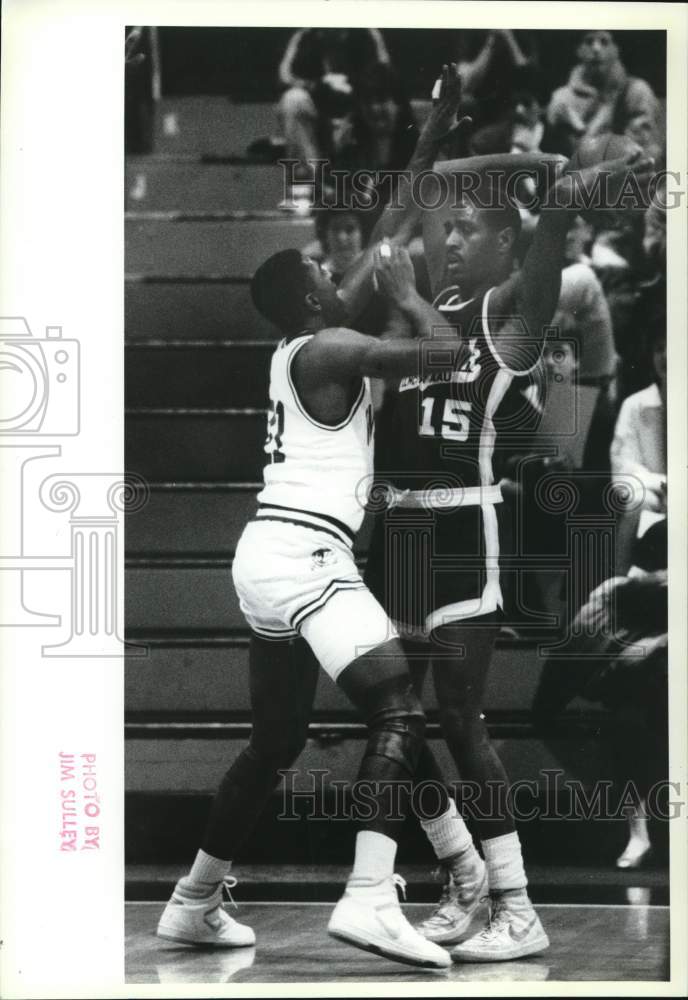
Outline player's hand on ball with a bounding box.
[563,144,655,216]
[374,244,416,306]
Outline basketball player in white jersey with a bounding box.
[157,65,476,970]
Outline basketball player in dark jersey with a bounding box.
[365,147,655,961]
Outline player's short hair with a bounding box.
[466,177,522,245]
[250,249,309,332]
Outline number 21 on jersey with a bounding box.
[420,395,471,441]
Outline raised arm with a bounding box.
[487,148,656,370]
[336,63,468,321]
[278,29,310,89]
[423,152,566,295]
[300,246,462,386]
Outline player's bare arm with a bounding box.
[293,245,460,421]
[486,147,655,364]
[336,63,468,322]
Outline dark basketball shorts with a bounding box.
[364,498,512,636]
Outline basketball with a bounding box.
[569,132,640,170]
[566,133,647,221]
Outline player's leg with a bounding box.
[157,635,319,947]
[429,616,548,961]
[393,638,487,945]
[299,589,450,968]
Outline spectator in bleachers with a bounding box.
[546,31,661,156]
[125,26,158,154]
[454,30,539,131]
[610,324,666,574]
[557,217,617,387]
[533,531,668,869]
[337,63,419,179]
[277,29,391,179]
[589,207,655,402]
[469,80,550,156]
[312,206,366,281]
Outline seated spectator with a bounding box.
[557,217,617,385]
[547,31,661,156]
[310,206,366,281]
[590,208,655,401]
[277,28,390,181]
[642,173,667,280]
[454,30,539,132]
[125,26,158,154]
[533,525,667,869]
[470,81,548,156]
[337,63,418,176]
[610,326,666,574]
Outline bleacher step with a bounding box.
[126,216,314,277]
[126,487,374,555]
[125,280,276,341]
[126,160,286,211]
[124,641,545,714]
[126,410,264,480]
[154,99,279,156]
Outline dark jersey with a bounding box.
[376,285,544,492]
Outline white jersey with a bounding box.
[256,334,374,547]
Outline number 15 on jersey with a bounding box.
[420,395,472,441]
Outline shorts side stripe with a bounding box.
[251,624,299,640]
[291,579,366,631]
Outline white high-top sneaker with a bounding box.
[328,874,451,969]
[416,858,488,945]
[157,876,256,948]
[450,889,549,963]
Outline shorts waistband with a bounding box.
[384,484,503,509]
[254,503,355,547]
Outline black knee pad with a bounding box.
[365,712,426,779]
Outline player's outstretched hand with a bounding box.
[425,63,472,144]
[373,243,416,307]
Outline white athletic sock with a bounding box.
[481,832,528,893]
[349,830,397,884]
[178,849,232,897]
[420,798,474,863]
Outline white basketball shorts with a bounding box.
[232,519,398,681]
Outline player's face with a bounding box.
[302,258,347,325]
[444,203,501,293]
